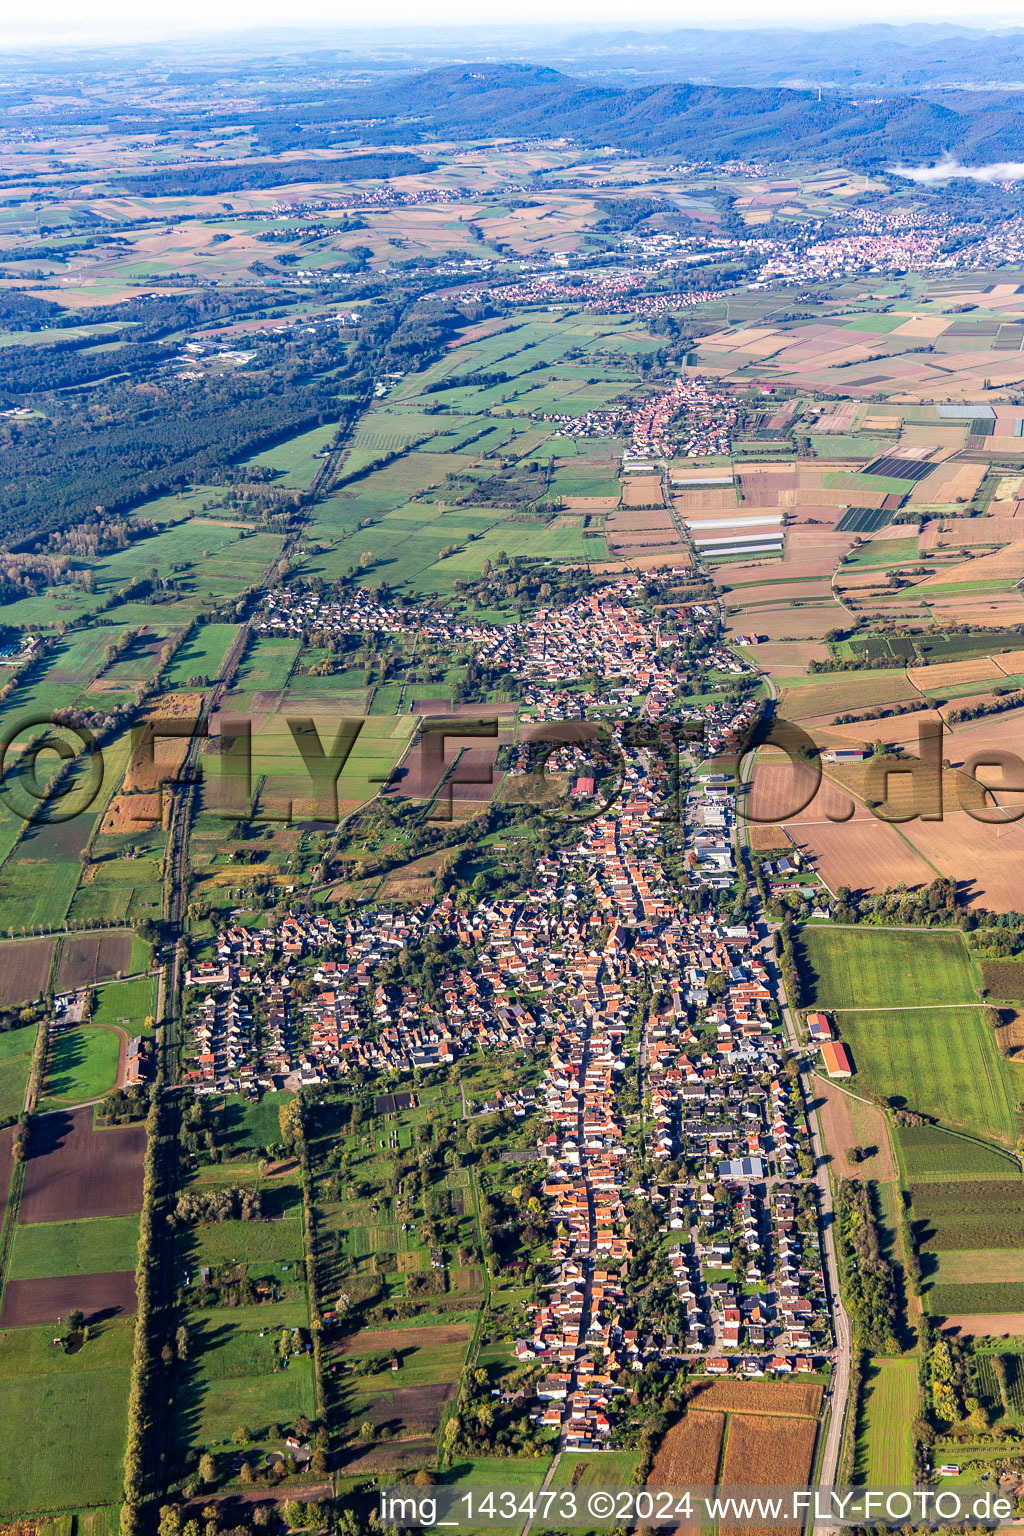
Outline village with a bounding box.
[184,582,834,1453]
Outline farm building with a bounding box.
[807,1012,833,1042]
[821,1040,853,1079]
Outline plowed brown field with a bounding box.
[0,1270,136,1325]
[19,1108,145,1223]
[0,940,54,1009]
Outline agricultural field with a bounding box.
[854,1359,917,1484]
[0,1320,133,1514]
[928,1282,1024,1315]
[19,1108,145,1224]
[799,926,978,1010]
[981,961,1024,1000]
[0,1025,38,1124]
[0,939,54,1008]
[831,1005,1016,1143]
[7,1215,140,1280]
[718,1411,818,1493]
[647,1411,725,1486]
[977,1347,1024,1417]
[895,1124,1018,1181]
[53,932,141,992]
[914,1179,1024,1253]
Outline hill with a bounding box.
[335,62,1024,167]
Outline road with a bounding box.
[735,650,849,1532]
[780,988,852,1531]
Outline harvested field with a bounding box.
[778,673,913,719]
[814,1077,896,1182]
[942,1314,1024,1336]
[0,1270,136,1326]
[918,542,1024,588]
[724,604,844,641]
[19,1108,145,1224]
[725,580,834,607]
[907,657,1002,689]
[910,463,987,504]
[690,1380,822,1418]
[606,507,676,531]
[561,496,618,511]
[745,755,826,827]
[620,477,663,508]
[672,489,738,512]
[719,1414,817,1533]
[0,940,54,1009]
[930,518,1022,548]
[898,810,1024,911]
[648,1410,724,1486]
[748,826,792,851]
[819,711,942,748]
[780,805,935,895]
[738,469,798,503]
[124,693,204,792]
[100,793,163,833]
[334,1325,470,1355]
[54,932,133,991]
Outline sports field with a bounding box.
[800,926,977,1009]
[41,1025,122,1106]
[92,976,159,1029]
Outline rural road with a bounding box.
[777,981,852,1534]
[520,1450,561,1536]
[735,668,850,1534]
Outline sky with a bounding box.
[4,0,1024,49]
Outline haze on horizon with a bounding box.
[4,1,1024,51]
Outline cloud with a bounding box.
[890,153,1024,183]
